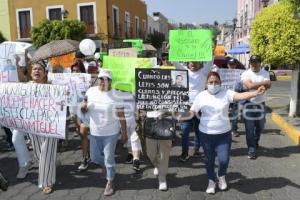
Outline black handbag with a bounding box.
[143,117,175,140]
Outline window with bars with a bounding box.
[79,5,95,34]
[49,8,62,20]
[18,10,31,38]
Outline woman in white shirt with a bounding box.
[81,69,127,196]
[177,71,265,194]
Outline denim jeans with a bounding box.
[200,131,232,181]
[180,116,201,153]
[243,102,266,154]
[90,134,119,181]
[229,102,239,132]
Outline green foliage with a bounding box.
[145,31,165,49]
[0,31,6,43]
[31,19,86,48]
[250,0,300,67]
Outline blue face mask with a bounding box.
[207,84,221,94]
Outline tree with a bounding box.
[145,31,165,50]
[0,31,6,43]
[250,0,300,67]
[31,19,86,48]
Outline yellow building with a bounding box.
[0,0,11,40]
[5,0,147,47]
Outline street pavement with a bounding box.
[1,80,300,200]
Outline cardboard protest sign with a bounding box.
[123,39,143,55]
[0,83,69,139]
[102,56,153,92]
[109,48,138,57]
[169,29,213,62]
[218,69,245,90]
[0,43,19,82]
[136,68,189,112]
[50,52,76,68]
[48,73,91,105]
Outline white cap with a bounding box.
[98,69,112,79]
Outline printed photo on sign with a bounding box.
[171,70,188,89]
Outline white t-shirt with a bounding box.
[241,69,270,103]
[191,89,236,135]
[117,91,136,124]
[86,87,124,136]
[175,62,212,103]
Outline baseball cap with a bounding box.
[228,58,236,64]
[249,55,261,63]
[98,69,112,79]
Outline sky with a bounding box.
[144,0,237,25]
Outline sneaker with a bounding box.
[153,167,159,176]
[179,152,189,162]
[103,182,114,196]
[159,181,167,191]
[232,131,239,137]
[16,165,30,179]
[78,159,89,171]
[133,159,140,171]
[193,149,201,157]
[206,180,216,194]
[248,152,257,160]
[218,176,227,190]
[0,173,8,191]
[125,153,133,164]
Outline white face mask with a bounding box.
[207,84,221,94]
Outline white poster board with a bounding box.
[0,83,69,139]
[48,73,91,106]
[109,48,138,57]
[218,69,245,90]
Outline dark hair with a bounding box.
[75,51,85,59]
[71,59,86,73]
[207,71,221,82]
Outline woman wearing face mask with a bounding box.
[176,71,265,194]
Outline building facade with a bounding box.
[0,0,11,40]
[147,12,169,40]
[4,0,147,47]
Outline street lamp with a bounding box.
[261,0,269,8]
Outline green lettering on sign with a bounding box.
[169,29,213,62]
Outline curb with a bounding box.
[277,76,291,81]
[271,112,300,145]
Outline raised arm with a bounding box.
[233,85,266,101]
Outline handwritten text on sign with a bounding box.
[218,69,245,90]
[0,83,69,139]
[136,69,189,112]
[169,29,213,62]
[48,73,91,106]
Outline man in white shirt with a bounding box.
[175,61,212,161]
[241,55,271,159]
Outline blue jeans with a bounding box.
[200,131,232,181]
[243,102,266,154]
[180,116,201,153]
[90,134,119,181]
[229,102,239,132]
